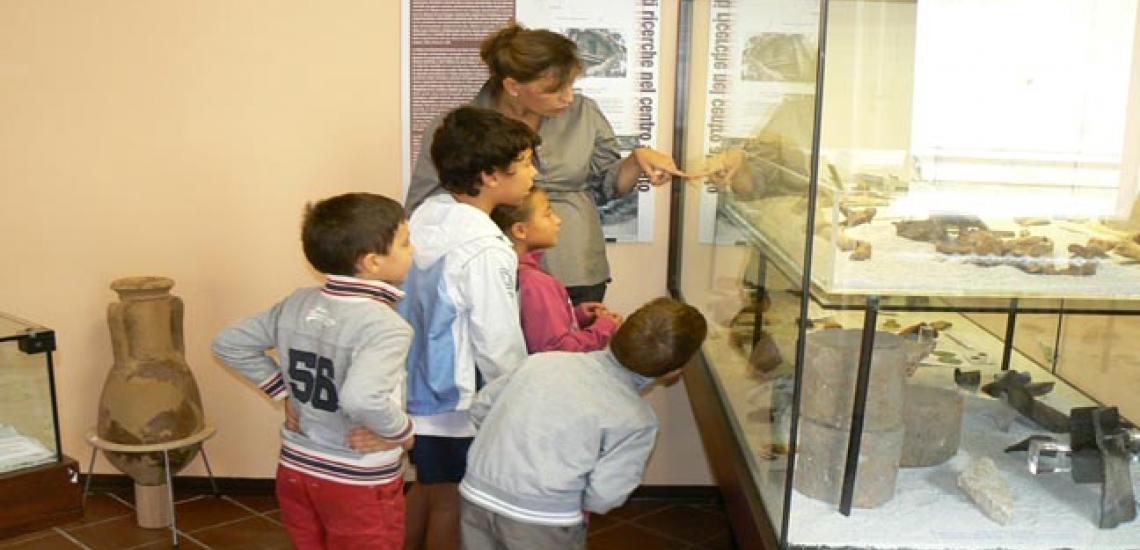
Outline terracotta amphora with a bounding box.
[97,277,204,485]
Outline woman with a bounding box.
[407,24,686,304]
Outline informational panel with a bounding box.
[697,0,820,243]
[402,0,663,241]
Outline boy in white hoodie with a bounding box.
[399,106,537,549]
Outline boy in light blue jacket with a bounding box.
[459,297,708,550]
[399,106,539,549]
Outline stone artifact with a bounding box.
[748,331,783,375]
[958,457,1014,525]
[98,277,205,485]
[934,229,1100,275]
[900,383,964,467]
[795,330,922,507]
[897,321,950,339]
[1014,217,1050,226]
[838,200,876,228]
[893,216,989,243]
[1069,238,1113,259]
[801,330,908,430]
[1113,233,1140,261]
[981,370,1069,433]
[836,230,871,261]
[795,418,904,508]
[1023,407,1140,528]
[954,368,981,391]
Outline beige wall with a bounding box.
[0,1,711,484]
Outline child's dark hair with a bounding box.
[431,106,540,197]
[490,188,546,235]
[611,298,708,377]
[302,193,406,276]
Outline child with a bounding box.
[212,192,415,550]
[490,188,622,353]
[458,297,708,550]
[400,106,538,550]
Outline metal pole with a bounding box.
[1001,298,1019,371]
[200,444,220,497]
[82,447,98,506]
[839,295,880,515]
[164,450,179,548]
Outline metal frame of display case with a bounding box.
[0,313,82,539]
[667,1,1140,548]
[0,315,63,463]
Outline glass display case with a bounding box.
[0,313,62,474]
[0,312,81,537]
[669,1,1140,548]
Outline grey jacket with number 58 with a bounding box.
[211,276,413,486]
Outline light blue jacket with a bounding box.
[400,194,527,436]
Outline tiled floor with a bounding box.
[0,491,736,549]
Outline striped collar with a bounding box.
[322,275,404,305]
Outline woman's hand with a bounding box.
[346,427,405,453]
[632,147,687,186]
[697,149,753,195]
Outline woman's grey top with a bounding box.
[406,82,625,288]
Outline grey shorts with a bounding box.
[460,497,587,550]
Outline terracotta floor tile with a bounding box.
[57,493,134,530]
[604,499,675,520]
[65,516,170,550]
[263,510,283,525]
[129,535,211,549]
[587,512,624,534]
[225,493,278,512]
[0,532,83,550]
[173,495,253,532]
[630,504,730,544]
[696,529,738,550]
[190,516,293,549]
[0,530,59,549]
[588,523,691,550]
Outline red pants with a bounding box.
[276,465,405,550]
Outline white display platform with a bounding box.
[699,306,1140,549]
[729,197,1140,301]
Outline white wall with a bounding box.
[0,0,711,484]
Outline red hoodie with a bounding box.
[518,250,618,353]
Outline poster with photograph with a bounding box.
[698,0,820,243]
[402,0,663,242]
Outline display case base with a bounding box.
[0,456,83,539]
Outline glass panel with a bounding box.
[677,0,824,539]
[784,1,1140,548]
[1055,314,1140,423]
[0,337,58,473]
[806,0,1140,301]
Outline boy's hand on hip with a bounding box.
[346,427,402,453]
[284,399,300,432]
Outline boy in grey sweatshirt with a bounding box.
[458,297,708,550]
[212,193,415,550]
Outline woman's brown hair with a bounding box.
[480,24,583,95]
